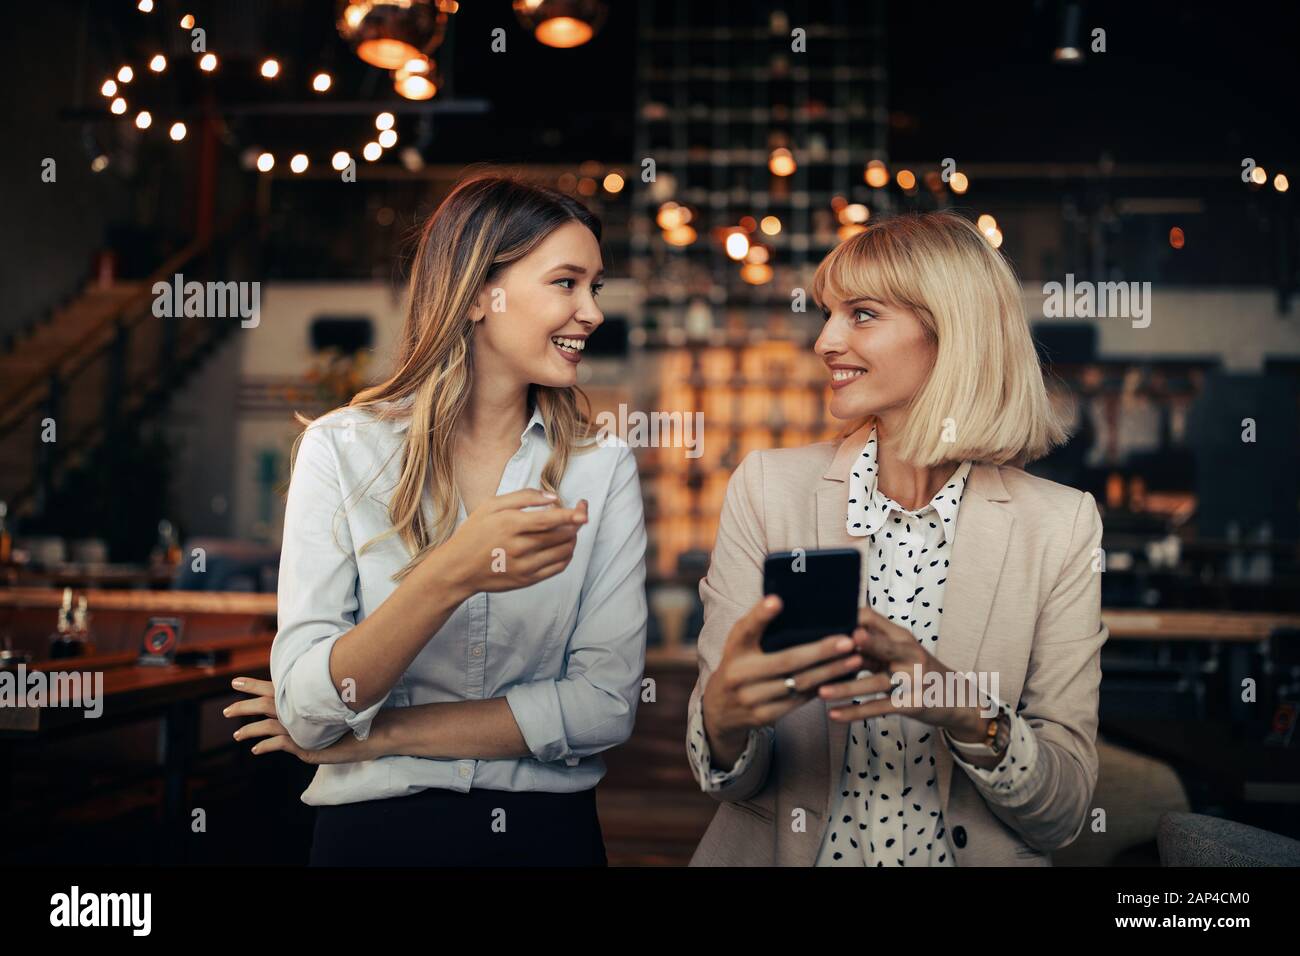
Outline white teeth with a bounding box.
[831,369,866,381]
[551,336,585,352]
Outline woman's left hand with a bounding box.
[223,676,378,765]
[816,607,988,737]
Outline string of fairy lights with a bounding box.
[97,1,425,177]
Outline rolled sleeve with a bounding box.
[505,444,648,764]
[687,704,760,792]
[270,421,391,751]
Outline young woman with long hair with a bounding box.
[224,174,648,866]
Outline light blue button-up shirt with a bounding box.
[270,397,648,806]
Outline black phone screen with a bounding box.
[760,548,861,653]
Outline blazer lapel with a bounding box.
[813,425,1014,824]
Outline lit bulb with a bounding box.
[375,112,395,131]
[768,147,795,177]
[138,0,154,12]
[169,122,187,141]
[950,171,969,194]
[149,54,166,73]
[179,14,194,29]
[110,97,127,115]
[378,129,397,149]
[117,65,134,83]
[101,79,117,97]
[331,151,351,172]
[256,152,275,172]
[91,154,110,173]
[1250,166,1267,185]
[394,73,436,100]
[199,53,217,72]
[363,142,382,162]
[290,154,309,173]
[977,214,997,234]
[312,73,332,93]
[864,160,889,188]
[603,172,625,193]
[135,111,152,129]
[724,231,750,261]
[760,215,781,235]
[1275,173,1290,193]
[260,59,280,79]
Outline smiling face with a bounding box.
[469,220,605,390]
[813,294,937,424]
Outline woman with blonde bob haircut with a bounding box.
[223,173,648,866]
[686,210,1107,867]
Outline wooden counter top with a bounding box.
[0,587,277,615]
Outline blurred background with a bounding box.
[1,0,1298,866]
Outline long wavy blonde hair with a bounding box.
[287,173,599,582]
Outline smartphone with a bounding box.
[760,548,861,653]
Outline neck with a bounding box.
[872,410,953,510]
[458,371,530,448]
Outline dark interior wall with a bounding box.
[0,1,131,337]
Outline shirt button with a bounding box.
[471,645,483,657]
[458,765,470,778]
[952,825,967,848]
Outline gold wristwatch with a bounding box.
[950,711,1011,757]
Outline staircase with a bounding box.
[0,217,251,521]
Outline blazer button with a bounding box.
[952,825,967,848]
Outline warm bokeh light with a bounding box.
[1250,165,1267,185]
[745,245,770,265]
[149,55,166,73]
[394,73,437,100]
[290,153,309,174]
[378,128,398,149]
[950,171,969,194]
[841,203,869,224]
[740,262,773,285]
[760,215,781,235]
[312,72,332,92]
[117,65,134,83]
[169,121,186,141]
[864,160,889,188]
[989,228,1003,249]
[256,152,275,172]
[1169,226,1185,249]
[1275,173,1290,193]
[402,57,431,74]
[363,142,382,162]
[134,111,151,129]
[724,230,751,261]
[260,59,280,79]
[603,172,625,193]
[656,202,684,230]
[91,154,109,173]
[534,17,595,48]
[977,214,997,234]
[837,223,868,241]
[100,79,117,97]
[577,177,597,196]
[663,224,697,246]
[137,0,154,12]
[768,147,796,177]
[110,97,127,115]
[179,13,195,29]
[896,169,916,190]
[375,112,395,131]
[331,151,352,172]
[199,53,217,72]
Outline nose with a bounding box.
[574,291,603,330]
[814,317,842,360]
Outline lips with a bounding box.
[551,335,585,364]
[828,366,867,389]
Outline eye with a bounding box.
[554,277,576,290]
[853,308,879,324]
[819,306,831,321]
[591,281,604,298]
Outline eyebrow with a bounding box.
[843,296,887,308]
[549,263,605,279]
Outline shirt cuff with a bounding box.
[505,680,571,764]
[943,696,1046,807]
[291,634,388,742]
[687,705,757,792]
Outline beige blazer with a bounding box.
[686,422,1107,866]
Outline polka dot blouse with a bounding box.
[688,427,1046,866]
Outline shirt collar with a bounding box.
[386,397,546,443]
[845,426,972,538]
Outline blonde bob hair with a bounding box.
[811,210,1067,468]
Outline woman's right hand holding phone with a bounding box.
[701,594,864,770]
[430,489,588,598]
